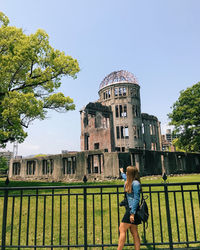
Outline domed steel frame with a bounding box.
[99,70,138,90]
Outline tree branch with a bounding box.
[29,60,34,77]
[11,70,64,92]
[9,63,24,90]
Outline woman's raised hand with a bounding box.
[119,168,124,173]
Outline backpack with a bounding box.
[136,196,149,228]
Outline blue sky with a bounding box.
[1,0,200,156]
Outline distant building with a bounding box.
[162,129,177,151]
[80,70,162,152]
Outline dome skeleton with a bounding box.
[99,70,138,90]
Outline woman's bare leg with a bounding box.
[130,224,140,250]
[117,222,131,250]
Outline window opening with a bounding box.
[123,87,126,96]
[108,89,111,98]
[124,105,127,117]
[137,128,140,138]
[125,126,129,138]
[84,133,89,150]
[119,105,123,117]
[13,162,21,175]
[87,154,103,174]
[94,143,99,149]
[133,126,137,138]
[121,126,124,138]
[135,106,138,117]
[114,88,118,96]
[119,87,122,96]
[132,105,135,117]
[63,157,76,175]
[26,161,36,175]
[150,124,153,135]
[115,105,119,118]
[72,156,76,174]
[105,91,108,99]
[142,123,145,134]
[116,126,120,139]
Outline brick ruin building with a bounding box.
[80,70,162,153]
[8,71,200,181]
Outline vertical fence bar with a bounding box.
[26,196,30,246]
[173,191,180,242]
[181,185,189,248]
[10,196,15,246]
[76,194,79,245]
[100,187,104,250]
[92,193,95,245]
[164,183,173,250]
[1,189,8,250]
[142,192,147,243]
[189,191,197,241]
[197,184,200,210]
[43,195,46,246]
[51,189,54,250]
[157,192,163,243]
[67,188,70,250]
[149,186,155,250]
[59,194,62,246]
[34,189,38,249]
[83,186,87,250]
[117,187,120,236]
[18,190,23,250]
[109,193,112,244]
[197,184,200,231]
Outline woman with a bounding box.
[118,166,141,250]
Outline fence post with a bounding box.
[164,183,173,250]
[83,186,87,250]
[1,189,8,250]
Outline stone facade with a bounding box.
[9,149,200,182]
[142,113,162,151]
[80,102,115,152]
[9,150,119,181]
[80,70,162,152]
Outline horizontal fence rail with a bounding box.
[0,182,200,249]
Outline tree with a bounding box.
[171,138,185,152]
[168,82,200,152]
[0,12,80,147]
[0,156,8,173]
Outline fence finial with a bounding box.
[162,172,167,183]
[83,175,87,183]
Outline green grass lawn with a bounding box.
[0,174,199,249]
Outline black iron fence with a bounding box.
[0,182,200,249]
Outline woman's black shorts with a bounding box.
[121,208,141,225]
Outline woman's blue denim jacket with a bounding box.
[121,172,141,214]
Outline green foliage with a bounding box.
[0,156,8,172]
[171,138,185,152]
[0,12,80,147]
[168,82,200,152]
[34,154,47,158]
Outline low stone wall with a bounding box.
[9,149,200,182]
